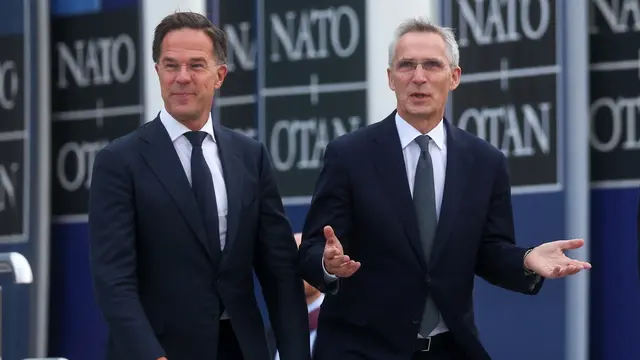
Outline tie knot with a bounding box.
[415,135,431,152]
[184,131,208,147]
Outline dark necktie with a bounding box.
[413,134,440,336]
[184,131,222,265]
[308,307,320,331]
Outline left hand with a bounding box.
[524,239,592,279]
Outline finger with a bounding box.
[342,262,361,276]
[558,238,585,250]
[324,226,337,245]
[559,265,577,276]
[324,247,342,260]
[326,255,347,268]
[334,261,361,277]
[566,258,592,269]
[565,259,592,270]
[338,260,358,269]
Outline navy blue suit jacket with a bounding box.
[298,111,543,360]
[89,116,310,360]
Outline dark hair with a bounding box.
[152,11,227,64]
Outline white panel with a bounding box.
[365,0,439,124]
[142,0,207,122]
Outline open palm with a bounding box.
[524,239,591,279]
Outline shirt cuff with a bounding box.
[322,258,338,282]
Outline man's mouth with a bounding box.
[410,92,428,99]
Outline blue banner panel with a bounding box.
[588,1,640,359]
[0,0,40,359]
[440,1,567,359]
[48,0,142,359]
[474,194,566,360]
[590,188,640,360]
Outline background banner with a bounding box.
[589,0,640,358]
[0,1,34,359]
[211,0,258,139]
[258,0,367,206]
[441,1,567,359]
[48,0,144,358]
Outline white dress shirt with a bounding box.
[322,113,449,336]
[159,108,229,318]
[395,113,449,337]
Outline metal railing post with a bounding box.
[0,252,34,360]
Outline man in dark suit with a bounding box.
[89,12,309,360]
[298,18,591,360]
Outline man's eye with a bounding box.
[424,60,443,69]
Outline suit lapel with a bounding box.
[429,121,473,268]
[212,121,244,264]
[139,117,213,262]
[369,114,427,271]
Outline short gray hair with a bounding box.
[388,18,460,67]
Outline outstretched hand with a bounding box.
[323,225,360,277]
[524,239,591,279]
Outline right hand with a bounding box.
[158,357,167,360]
[323,225,360,277]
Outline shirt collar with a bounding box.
[394,112,446,151]
[159,107,216,143]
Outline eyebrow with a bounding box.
[161,56,208,63]
[399,57,442,62]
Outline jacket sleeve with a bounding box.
[89,147,166,360]
[299,140,352,295]
[474,154,544,294]
[253,143,311,360]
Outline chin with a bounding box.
[407,107,432,118]
[168,108,198,121]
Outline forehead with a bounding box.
[394,31,447,61]
[160,28,214,60]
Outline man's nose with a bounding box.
[175,66,191,83]
[412,66,428,84]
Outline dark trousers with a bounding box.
[411,332,467,360]
[217,320,244,360]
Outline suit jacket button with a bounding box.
[412,319,420,324]
[424,275,431,284]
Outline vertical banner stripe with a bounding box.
[589,0,640,359]
[559,1,590,359]
[48,0,144,358]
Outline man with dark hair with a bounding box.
[89,11,310,360]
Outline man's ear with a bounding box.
[450,66,461,91]
[215,64,228,89]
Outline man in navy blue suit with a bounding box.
[89,12,309,360]
[298,18,591,360]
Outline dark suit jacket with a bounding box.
[298,111,543,360]
[89,116,310,360]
